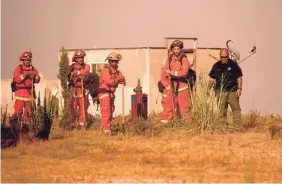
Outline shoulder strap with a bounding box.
[109,68,113,75]
[168,55,173,70]
[19,64,35,72]
[69,63,75,71]
[180,54,186,65]
[168,54,187,69]
[106,67,119,75]
[19,64,23,74]
[82,63,86,69]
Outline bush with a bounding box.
[87,113,100,130]
[31,89,59,139]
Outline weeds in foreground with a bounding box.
[264,114,282,139]
[189,73,240,135]
[244,109,260,129]
[109,74,282,137]
[1,89,59,143]
[31,89,59,139]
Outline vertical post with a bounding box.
[193,38,198,72]
[122,85,125,124]
[31,79,34,108]
[164,38,168,49]
[81,80,85,127]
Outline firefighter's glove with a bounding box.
[165,70,171,77]
[24,71,35,79]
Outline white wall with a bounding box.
[59,48,149,117]
[1,77,58,115]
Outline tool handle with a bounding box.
[122,85,125,124]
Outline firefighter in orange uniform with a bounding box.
[159,40,192,124]
[98,52,126,135]
[68,50,90,129]
[13,51,40,122]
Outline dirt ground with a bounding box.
[1,129,282,183]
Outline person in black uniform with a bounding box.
[208,48,243,126]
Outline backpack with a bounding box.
[158,81,165,93]
[70,66,119,105]
[85,72,100,104]
[11,64,34,92]
[158,53,197,93]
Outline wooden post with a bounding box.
[122,85,125,124]
[164,38,168,49]
[193,38,198,72]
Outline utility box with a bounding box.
[131,79,148,124]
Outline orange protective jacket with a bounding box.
[98,67,125,94]
[68,63,90,97]
[13,64,40,101]
[162,54,190,92]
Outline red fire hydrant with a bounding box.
[131,79,148,124]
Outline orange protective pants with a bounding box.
[99,93,115,132]
[71,95,89,125]
[160,88,191,124]
[14,100,33,122]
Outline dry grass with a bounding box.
[2,129,282,183]
[2,72,282,182]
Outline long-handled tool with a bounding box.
[169,77,176,121]
[81,76,86,129]
[30,62,35,109]
[156,92,160,104]
[122,84,125,125]
[31,78,34,108]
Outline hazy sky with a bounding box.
[1,0,282,114]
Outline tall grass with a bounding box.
[109,73,243,136]
[1,104,9,127]
[188,73,239,135]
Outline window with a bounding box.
[91,64,108,75]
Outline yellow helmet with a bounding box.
[106,52,122,61]
[72,49,86,62]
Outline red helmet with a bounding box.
[19,51,32,61]
[72,49,86,62]
[170,40,184,50]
